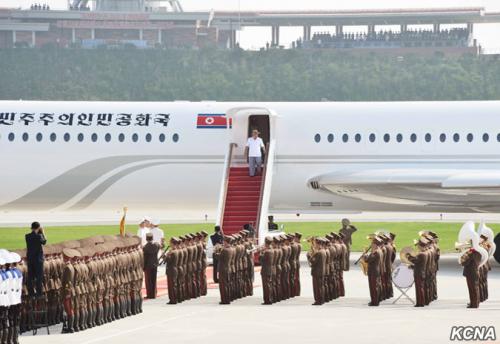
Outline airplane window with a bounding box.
[64,133,70,142]
[50,133,56,142]
[159,133,166,143]
[453,133,460,142]
[369,133,376,142]
[78,133,84,142]
[91,133,98,142]
[483,133,489,142]
[467,133,473,142]
[342,134,348,143]
[355,133,361,142]
[173,133,179,143]
[105,133,111,142]
[145,133,152,142]
[396,134,403,142]
[314,134,321,143]
[118,133,125,142]
[425,133,431,142]
[383,134,390,143]
[8,133,14,142]
[439,133,446,142]
[497,133,500,142]
[327,134,334,143]
[22,133,29,142]
[410,133,417,142]
[132,133,139,142]
[36,133,43,142]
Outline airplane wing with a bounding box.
[313,169,500,188]
[309,169,500,209]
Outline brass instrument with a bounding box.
[456,221,489,267]
[355,246,371,276]
[306,238,318,267]
[454,241,472,252]
[354,246,370,265]
[400,246,417,266]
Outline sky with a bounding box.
[3,0,500,51]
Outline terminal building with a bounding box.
[1,2,500,55]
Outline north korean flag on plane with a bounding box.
[196,114,232,129]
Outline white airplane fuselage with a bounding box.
[2,100,500,223]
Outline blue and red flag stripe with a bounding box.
[196,114,232,129]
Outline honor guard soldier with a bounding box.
[166,237,180,304]
[210,226,223,283]
[260,237,274,305]
[61,248,79,333]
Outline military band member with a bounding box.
[479,234,492,303]
[308,238,326,305]
[364,236,382,306]
[460,245,482,308]
[407,238,429,307]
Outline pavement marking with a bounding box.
[80,309,212,344]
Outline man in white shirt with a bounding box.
[150,220,165,248]
[245,129,266,177]
[137,216,152,246]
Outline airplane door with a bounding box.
[248,115,270,145]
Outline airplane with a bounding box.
[2,100,500,244]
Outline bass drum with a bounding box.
[494,233,500,264]
[392,264,414,289]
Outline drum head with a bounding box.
[392,264,414,289]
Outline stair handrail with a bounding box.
[215,142,237,228]
[255,141,273,244]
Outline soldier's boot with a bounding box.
[109,303,114,322]
[121,298,126,318]
[12,324,19,344]
[101,304,106,324]
[90,307,95,328]
[138,294,143,313]
[122,298,127,318]
[97,305,101,325]
[67,316,75,333]
[103,303,109,324]
[2,324,9,344]
[7,324,14,344]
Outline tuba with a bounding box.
[456,221,489,267]
[477,221,496,258]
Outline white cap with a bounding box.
[141,216,152,223]
[0,256,5,265]
[0,250,11,264]
[152,219,160,226]
[9,252,21,263]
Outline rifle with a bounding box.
[157,245,170,265]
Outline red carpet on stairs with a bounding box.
[222,166,263,235]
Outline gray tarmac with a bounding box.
[21,254,500,344]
